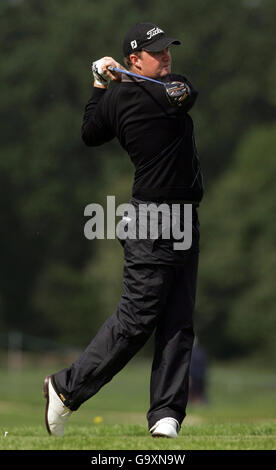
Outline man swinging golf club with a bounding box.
[44,22,204,438]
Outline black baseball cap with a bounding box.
[123,22,181,57]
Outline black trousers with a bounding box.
[52,201,199,429]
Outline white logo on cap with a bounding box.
[131,40,137,49]
[146,27,164,40]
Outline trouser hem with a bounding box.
[148,408,186,431]
[51,374,77,411]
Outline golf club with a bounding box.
[108,66,189,107]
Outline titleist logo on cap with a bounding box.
[146,27,164,39]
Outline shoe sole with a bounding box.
[43,375,51,435]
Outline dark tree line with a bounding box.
[1,0,275,362]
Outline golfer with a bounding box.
[44,22,204,438]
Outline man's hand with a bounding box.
[92,57,125,88]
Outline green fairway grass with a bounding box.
[0,422,275,450]
[1,423,276,450]
[0,355,275,450]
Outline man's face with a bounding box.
[132,48,171,78]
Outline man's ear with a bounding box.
[129,53,141,70]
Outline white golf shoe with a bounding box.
[150,417,180,438]
[44,375,72,436]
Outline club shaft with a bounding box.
[108,66,165,86]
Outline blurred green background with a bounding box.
[0,0,276,403]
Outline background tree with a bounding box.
[197,123,276,361]
[0,0,275,361]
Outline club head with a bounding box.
[165,81,189,107]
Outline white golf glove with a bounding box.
[92,59,110,87]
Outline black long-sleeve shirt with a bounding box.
[81,73,203,203]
